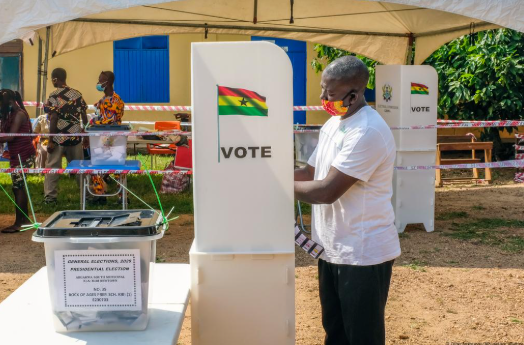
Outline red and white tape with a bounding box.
[1,160,523,175]
[0,130,190,137]
[395,159,524,171]
[515,172,524,183]
[0,168,192,175]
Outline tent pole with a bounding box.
[35,38,42,117]
[73,18,410,37]
[41,26,50,111]
[406,34,414,65]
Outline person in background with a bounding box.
[0,89,36,233]
[89,71,125,203]
[43,68,88,205]
[34,113,50,168]
[294,56,400,345]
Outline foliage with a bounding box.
[425,29,524,159]
[312,29,524,159]
[311,44,379,89]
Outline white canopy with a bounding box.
[4,0,524,64]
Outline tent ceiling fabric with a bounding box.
[7,0,521,64]
[0,0,176,47]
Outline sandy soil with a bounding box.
[1,179,524,344]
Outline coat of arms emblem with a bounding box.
[382,84,393,102]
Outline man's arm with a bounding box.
[47,112,58,152]
[295,166,358,204]
[294,164,315,182]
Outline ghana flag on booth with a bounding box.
[218,86,268,116]
[411,82,429,95]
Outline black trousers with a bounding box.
[318,258,394,345]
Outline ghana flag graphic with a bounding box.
[218,86,268,116]
[411,82,429,95]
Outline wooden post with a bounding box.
[485,148,492,183]
[436,145,442,187]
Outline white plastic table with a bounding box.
[0,263,190,345]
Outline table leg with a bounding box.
[80,174,85,210]
[122,175,127,210]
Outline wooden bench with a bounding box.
[436,138,493,187]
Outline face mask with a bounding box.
[96,82,107,92]
[321,90,353,116]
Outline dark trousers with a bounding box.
[318,258,394,345]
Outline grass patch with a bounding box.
[398,232,410,239]
[501,237,524,253]
[472,205,486,211]
[510,317,523,324]
[0,156,193,216]
[404,260,427,272]
[436,211,469,221]
[444,218,524,252]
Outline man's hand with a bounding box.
[47,141,56,153]
[295,166,359,204]
[294,164,315,182]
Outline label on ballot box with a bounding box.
[54,249,142,311]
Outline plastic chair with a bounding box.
[173,139,192,170]
[147,121,181,169]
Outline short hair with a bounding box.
[51,68,67,82]
[101,71,115,85]
[324,56,369,90]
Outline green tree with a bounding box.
[311,44,378,89]
[425,29,524,159]
[313,29,524,159]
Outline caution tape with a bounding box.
[395,159,524,171]
[0,129,191,137]
[0,168,192,175]
[515,172,524,183]
[1,160,523,175]
[516,153,524,160]
[515,144,524,151]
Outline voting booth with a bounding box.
[190,42,295,345]
[375,65,438,233]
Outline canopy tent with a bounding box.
[3,0,523,65]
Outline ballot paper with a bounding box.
[295,225,324,259]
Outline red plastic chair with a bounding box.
[174,139,192,170]
[147,121,181,168]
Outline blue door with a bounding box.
[0,55,21,92]
[251,37,307,124]
[114,36,170,103]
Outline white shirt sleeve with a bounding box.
[331,127,388,182]
[307,145,318,168]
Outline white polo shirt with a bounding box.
[307,106,401,266]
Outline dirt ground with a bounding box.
[1,174,524,344]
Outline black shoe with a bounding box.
[87,196,107,205]
[117,197,131,205]
[43,198,57,205]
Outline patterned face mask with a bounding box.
[321,90,353,116]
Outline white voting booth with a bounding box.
[190,42,295,345]
[375,65,438,233]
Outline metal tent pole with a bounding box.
[41,27,51,110]
[35,38,43,117]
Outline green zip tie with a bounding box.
[0,183,39,231]
[18,155,37,225]
[137,152,168,228]
[108,175,159,215]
